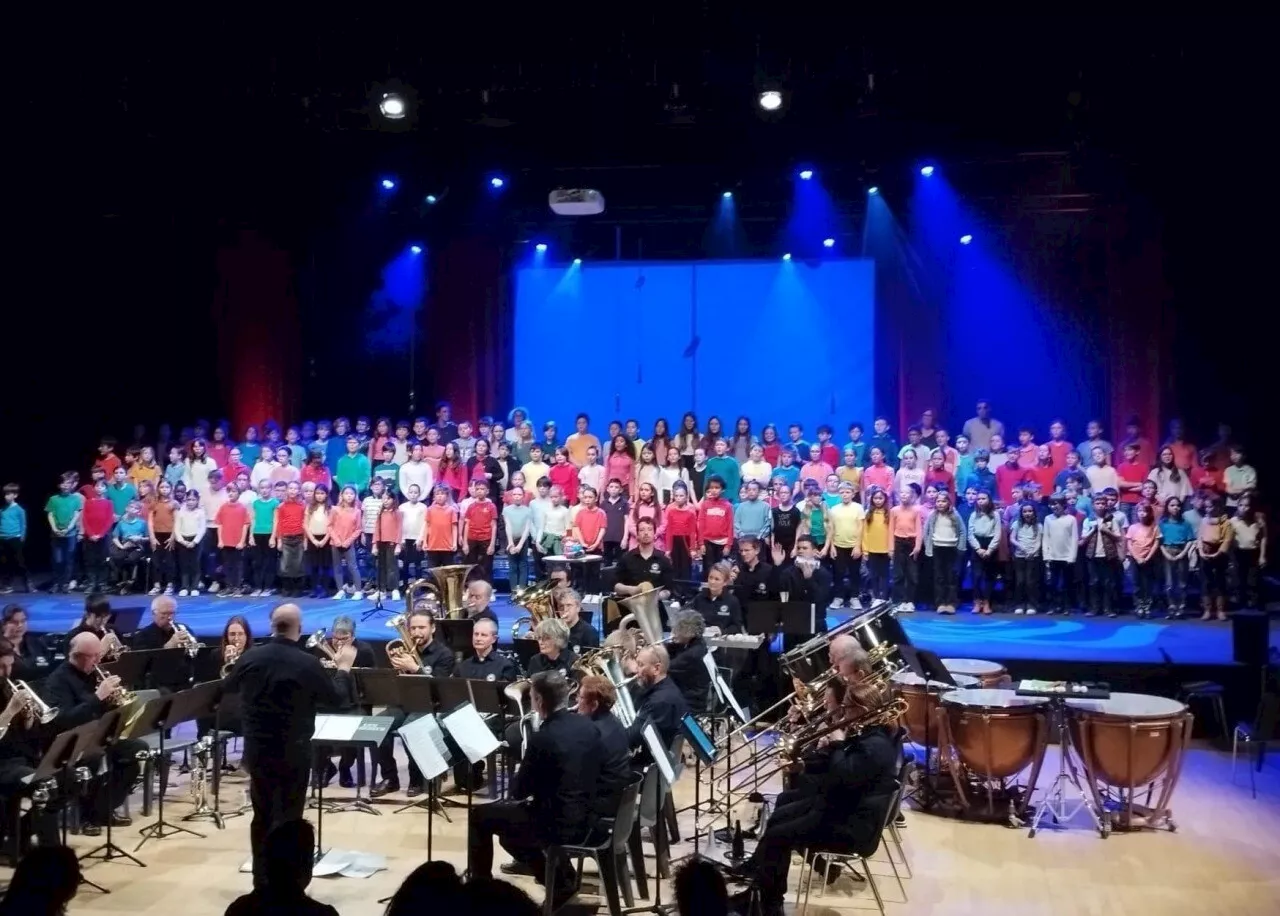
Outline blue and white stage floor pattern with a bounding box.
[12,593,1277,666]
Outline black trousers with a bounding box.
[222,546,245,590]
[81,738,146,823]
[866,553,890,600]
[402,542,425,581]
[1089,556,1121,613]
[83,537,109,586]
[1046,560,1075,611]
[0,537,27,588]
[468,800,577,887]
[246,749,311,889]
[152,533,174,587]
[703,541,727,573]
[251,533,276,589]
[378,707,423,787]
[426,549,455,568]
[832,546,860,602]
[1012,556,1042,608]
[177,542,201,590]
[465,540,494,580]
[0,759,60,850]
[1234,547,1261,607]
[749,798,826,905]
[891,537,918,603]
[376,545,399,592]
[109,542,148,585]
[932,545,959,606]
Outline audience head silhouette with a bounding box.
[0,845,80,916]
[674,858,729,916]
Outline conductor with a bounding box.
[224,603,355,889]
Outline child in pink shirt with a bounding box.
[1125,502,1161,618]
[890,486,923,611]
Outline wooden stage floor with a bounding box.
[4,738,1277,915]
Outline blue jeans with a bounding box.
[1164,553,1189,609]
[50,535,77,587]
[507,547,530,590]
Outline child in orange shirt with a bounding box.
[890,485,923,611]
[424,485,459,568]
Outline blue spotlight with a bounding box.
[573,258,582,265]
[782,253,792,261]
[489,176,505,189]
[959,234,973,245]
[424,194,437,205]
[920,165,935,177]
[867,186,879,196]
[380,178,396,190]
[722,191,733,199]
[798,169,814,181]
[409,245,422,255]
[535,243,548,253]
[822,238,835,248]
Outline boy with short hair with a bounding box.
[0,484,29,593]
[1045,419,1072,471]
[867,417,898,470]
[995,449,1024,507]
[462,481,497,578]
[94,437,122,479]
[81,479,115,592]
[335,434,372,496]
[1085,446,1119,495]
[845,422,868,467]
[1077,420,1113,466]
[706,439,742,505]
[110,499,150,592]
[1054,449,1089,494]
[372,442,400,496]
[815,425,840,468]
[600,479,629,566]
[326,418,351,474]
[898,426,929,469]
[520,444,552,491]
[733,480,772,543]
[1223,446,1257,510]
[697,476,735,569]
[1016,427,1039,470]
[967,450,996,497]
[391,420,412,465]
[1115,442,1147,520]
[785,424,809,461]
[107,466,138,520]
[453,420,478,462]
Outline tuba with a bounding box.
[510,580,558,640]
[615,586,666,649]
[384,614,424,671]
[408,564,476,619]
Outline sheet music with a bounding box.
[398,714,452,780]
[702,651,748,723]
[642,723,675,786]
[313,715,360,742]
[441,702,502,764]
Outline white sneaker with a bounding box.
[830,597,844,609]
[332,590,346,600]
[148,585,161,596]
[896,602,915,613]
[1014,607,1025,615]
[178,589,189,597]
[192,588,202,595]
[164,585,174,596]
[352,591,364,600]
[1026,607,1037,615]
[391,589,401,601]
[68,579,78,591]
[250,589,262,597]
[906,602,916,612]
[209,582,221,594]
[849,598,863,611]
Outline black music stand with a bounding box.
[896,645,956,812]
[512,639,540,672]
[102,649,151,691]
[199,684,244,825]
[28,728,106,890]
[423,678,477,813]
[131,692,206,851]
[72,709,147,878]
[143,647,191,692]
[319,716,393,816]
[358,672,452,820]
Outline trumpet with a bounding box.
[1,679,60,736]
[384,614,424,671]
[220,644,242,677]
[94,665,137,707]
[102,629,129,662]
[173,622,206,658]
[306,629,339,667]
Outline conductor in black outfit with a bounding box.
[371,610,455,797]
[666,610,713,715]
[468,671,601,906]
[223,603,354,890]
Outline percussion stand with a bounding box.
[1027,697,1107,839]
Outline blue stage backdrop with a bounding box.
[515,259,875,438]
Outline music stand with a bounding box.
[130,691,206,851]
[317,715,393,816]
[72,709,147,878]
[363,674,452,819]
[26,727,108,892]
[177,680,230,829]
[465,678,511,798]
[431,678,479,812]
[102,650,151,690]
[107,606,144,637]
[438,698,503,875]
[895,645,955,812]
[512,638,540,672]
[144,647,191,692]
[200,684,244,825]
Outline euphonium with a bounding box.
[94,665,137,707]
[510,579,557,640]
[384,614,424,670]
[615,586,666,649]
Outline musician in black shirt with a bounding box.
[667,611,712,715]
[626,644,688,751]
[614,519,674,597]
[689,562,744,634]
[0,641,60,850]
[453,617,519,791]
[469,671,601,906]
[525,618,575,679]
[66,594,112,641]
[371,611,454,798]
[42,633,147,834]
[130,595,193,691]
[731,536,777,604]
[463,580,500,627]
[777,537,833,634]
[557,588,600,656]
[1,605,48,683]
[310,615,371,789]
[224,603,352,890]
[575,674,634,816]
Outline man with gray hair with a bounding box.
[667,610,712,714]
[464,579,499,625]
[829,635,872,682]
[627,643,688,750]
[468,670,603,906]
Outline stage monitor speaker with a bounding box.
[1231,610,1269,670]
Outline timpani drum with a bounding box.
[890,670,980,746]
[938,688,1049,817]
[941,658,1009,688]
[1065,692,1191,831]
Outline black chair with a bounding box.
[1232,691,1279,799]
[795,781,906,916]
[543,776,644,916]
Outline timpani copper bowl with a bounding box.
[940,657,1010,688]
[937,688,1049,819]
[1064,692,1191,832]
[890,670,980,746]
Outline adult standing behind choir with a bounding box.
[223,603,355,890]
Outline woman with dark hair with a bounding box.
[699,416,724,454]
[0,845,80,916]
[650,418,672,466]
[675,412,700,472]
[1,604,46,681]
[383,861,463,916]
[221,614,253,669]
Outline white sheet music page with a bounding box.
[441,702,502,764]
[642,723,675,786]
[313,715,360,742]
[399,714,452,780]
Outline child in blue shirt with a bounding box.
[0,483,28,593]
[845,422,868,467]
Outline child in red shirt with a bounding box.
[82,480,115,591]
[94,437,122,480]
[696,476,735,570]
[372,491,404,599]
[995,451,1024,506]
[1027,445,1057,501]
[548,448,579,506]
[923,451,955,499]
[815,425,841,468]
[1045,419,1073,471]
[216,481,251,595]
[662,481,701,580]
[1115,442,1147,520]
[462,482,498,579]
[424,486,459,567]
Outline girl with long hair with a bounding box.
[759,423,782,466]
[437,442,468,502]
[626,482,664,550]
[1197,496,1233,620]
[966,491,1002,614]
[1148,446,1191,505]
[730,416,754,462]
[862,488,892,601]
[303,484,333,598]
[675,413,700,471]
[699,416,724,454]
[649,418,672,465]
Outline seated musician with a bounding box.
[690,561,744,634]
[526,618,575,679]
[371,610,454,798]
[728,671,900,916]
[730,536,777,604]
[326,615,377,788]
[468,671,602,907]
[556,588,601,656]
[453,617,520,791]
[130,595,194,692]
[196,615,254,742]
[0,641,60,852]
[464,579,500,626]
[67,594,112,641]
[576,674,634,815]
[1,605,48,682]
[626,644,689,751]
[42,633,146,836]
[778,536,833,634]
[667,610,713,715]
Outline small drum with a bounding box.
[1065,692,1191,830]
[941,658,1009,689]
[890,670,980,745]
[938,688,1049,818]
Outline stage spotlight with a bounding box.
[409,245,422,255]
[722,191,733,199]
[822,238,835,248]
[798,169,813,181]
[782,253,792,261]
[960,234,973,245]
[535,243,548,253]
[489,176,506,189]
[920,165,935,177]
[573,258,582,265]
[379,94,407,119]
[380,178,396,191]
[867,186,879,196]
[758,90,783,111]
[425,194,437,205]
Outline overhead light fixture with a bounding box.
[409,245,422,255]
[920,165,935,177]
[489,176,506,189]
[867,186,879,195]
[822,238,835,248]
[379,94,407,119]
[798,169,814,181]
[722,191,733,200]
[960,234,973,245]
[573,258,582,265]
[758,90,783,111]
[535,243,548,253]
[782,253,792,261]
[380,178,396,191]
